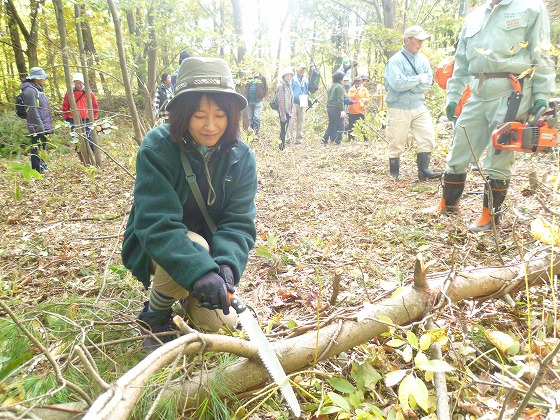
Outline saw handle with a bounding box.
[228,292,247,314]
[492,121,525,151]
[528,106,547,126]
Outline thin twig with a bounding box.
[0,300,93,405]
[74,346,110,390]
[510,340,560,419]
[426,319,450,419]
[329,269,342,306]
[316,319,343,361]
[458,123,504,265]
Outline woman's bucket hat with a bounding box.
[28,67,48,80]
[167,57,247,111]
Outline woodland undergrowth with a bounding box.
[0,107,560,419]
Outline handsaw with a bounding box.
[229,294,301,417]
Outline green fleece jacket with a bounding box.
[121,124,257,291]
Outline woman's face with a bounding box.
[188,95,228,147]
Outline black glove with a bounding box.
[192,271,230,315]
[218,265,236,294]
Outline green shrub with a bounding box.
[0,111,30,159]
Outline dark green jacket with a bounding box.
[327,82,344,112]
[121,125,257,291]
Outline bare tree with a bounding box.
[230,0,246,63]
[52,0,95,166]
[106,0,145,145]
[5,0,44,77]
[74,3,101,165]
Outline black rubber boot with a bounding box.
[137,302,175,348]
[423,173,467,213]
[417,152,442,181]
[469,179,509,232]
[389,158,400,179]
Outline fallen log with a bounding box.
[83,247,559,419]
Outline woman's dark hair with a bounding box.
[332,71,345,83]
[161,73,170,83]
[169,92,243,151]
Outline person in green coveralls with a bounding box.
[425,0,555,232]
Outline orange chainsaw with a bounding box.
[492,101,558,153]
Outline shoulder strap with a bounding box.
[401,51,419,75]
[180,152,218,234]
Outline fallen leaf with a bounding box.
[531,217,560,245]
[485,330,515,354]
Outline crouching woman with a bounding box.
[121,57,257,346]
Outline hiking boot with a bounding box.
[137,302,176,349]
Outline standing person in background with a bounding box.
[287,63,309,145]
[361,75,370,89]
[171,51,191,86]
[277,68,294,150]
[347,76,370,141]
[425,0,555,232]
[21,67,53,174]
[322,71,346,145]
[154,73,174,125]
[384,25,441,181]
[62,72,99,151]
[240,72,268,138]
[121,56,257,347]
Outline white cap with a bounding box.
[403,25,431,41]
[281,67,294,77]
[72,72,84,83]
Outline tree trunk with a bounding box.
[84,247,560,419]
[6,0,42,66]
[106,0,145,145]
[4,2,27,80]
[74,3,101,166]
[230,0,246,63]
[52,0,95,166]
[144,7,157,128]
[382,0,396,29]
[79,4,102,92]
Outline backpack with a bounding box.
[269,92,279,111]
[15,89,27,119]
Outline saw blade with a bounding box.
[237,308,301,417]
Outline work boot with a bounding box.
[469,179,509,232]
[423,173,467,213]
[389,158,400,179]
[137,302,176,348]
[417,152,442,181]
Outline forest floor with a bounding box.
[1,113,559,419]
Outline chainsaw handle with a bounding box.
[528,106,547,126]
[492,121,524,151]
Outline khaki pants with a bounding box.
[386,105,435,158]
[287,104,306,144]
[151,231,238,332]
